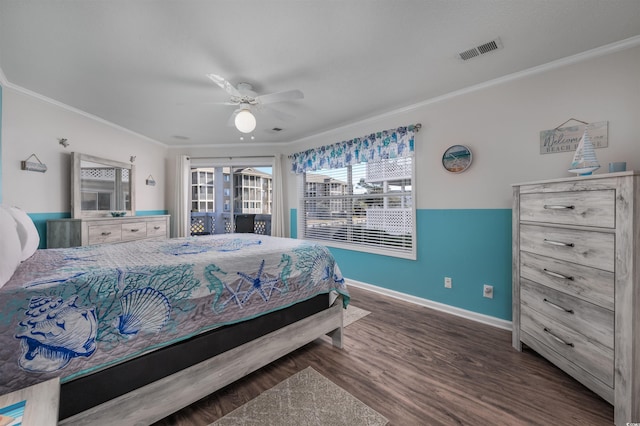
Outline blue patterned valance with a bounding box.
[290,124,420,174]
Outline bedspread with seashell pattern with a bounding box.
[0,234,349,394]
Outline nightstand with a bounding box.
[0,378,59,425]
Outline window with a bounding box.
[191,168,215,212]
[81,192,98,210]
[81,191,115,211]
[298,156,415,259]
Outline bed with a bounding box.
[0,206,349,424]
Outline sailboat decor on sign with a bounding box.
[568,127,600,175]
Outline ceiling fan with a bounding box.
[206,74,304,133]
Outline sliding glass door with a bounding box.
[189,160,273,235]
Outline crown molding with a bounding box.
[2,73,295,150]
[288,35,640,148]
[1,77,167,148]
[0,65,8,86]
[3,35,639,151]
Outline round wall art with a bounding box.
[442,145,472,173]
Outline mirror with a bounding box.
[71,152,136,218]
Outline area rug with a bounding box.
[344,304,371,327]
[210,367,388,426]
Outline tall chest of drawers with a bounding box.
[512,172,639,426]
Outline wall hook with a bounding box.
[58,138,69,148]
[130,155,136,163]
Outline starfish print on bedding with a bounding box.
[63,254,98,262]
[24,272,88,288]
[223,259,281,308]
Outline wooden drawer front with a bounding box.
[520,224,614,272]
[520,331,614,404]
[121,222,147,241]
[520,279,613,350]
[520,190,615,228]
[146,220,167,238]
[521,305,613,387]
[520,251,614,310]
[88,224,122,245]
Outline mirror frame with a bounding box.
[71,152,136,218]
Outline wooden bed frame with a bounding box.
[59,296,344,425]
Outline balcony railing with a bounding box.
[190,212,272,235]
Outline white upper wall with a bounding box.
[2,42,638,221]
[283,44,640,211]
[1,88,168,213]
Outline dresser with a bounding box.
[47,215,170,248]
[512,172,639,426]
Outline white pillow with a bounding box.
[0,206,22,288]
[7,206,40,261]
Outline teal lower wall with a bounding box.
[290,209,298,239]
[291,208,512,320]
[29,210,169,248]
[137,210,169,216]
[29,207,511,319]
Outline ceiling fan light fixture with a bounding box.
[235,109,256,133]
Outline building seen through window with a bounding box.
[299,157,414,258]
[191,167,272,214]
[190,166,273,235]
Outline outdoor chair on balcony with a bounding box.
[190,212,213,236]
[235,214,256,233]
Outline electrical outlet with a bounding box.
[444,277,452,288]
[483,284,494,299]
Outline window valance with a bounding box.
[289,123,420,174]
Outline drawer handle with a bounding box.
[542,268,574,281]
[543,239,574,248]
[101,231,112,236]
[543,298,574,314]
[543,328,574,347]
[130,228,140,232]
[543,204,575,210]
[154,226,161,230]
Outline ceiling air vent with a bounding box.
[459,37,503,61]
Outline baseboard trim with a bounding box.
[346,278,512,331]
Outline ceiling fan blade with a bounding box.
[206,73,242,97]
[255,89,304,105]
[195,101,239,106]
[261,105,296,122]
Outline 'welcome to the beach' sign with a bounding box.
[540,121,608,154]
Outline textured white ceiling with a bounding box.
[1,0,639,147]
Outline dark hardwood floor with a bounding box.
[154,286,613,426]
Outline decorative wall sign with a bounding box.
[540,121,608,154]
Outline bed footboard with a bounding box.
[60,297,344,426]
